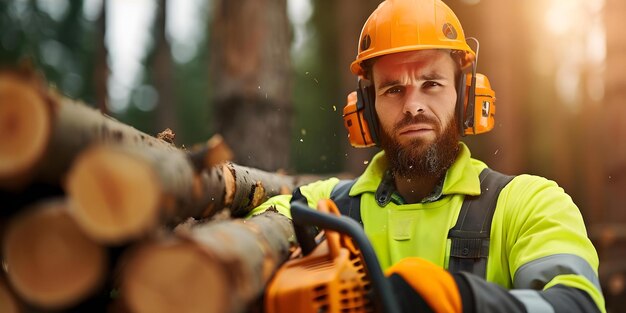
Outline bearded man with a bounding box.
[251,0,604,312]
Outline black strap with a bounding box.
[330,169,513,278]
[330,179,362,227]
[290,187,319,255]
[291,180,362,254]
[447,168,514,277]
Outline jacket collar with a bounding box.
[350,142,483,198]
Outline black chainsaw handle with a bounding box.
[290,201,401,313]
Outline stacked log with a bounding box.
[121,210,295,313]
[0,70,178,189]
[2,200,107,309]
[66,144,311,244]
[0,69,320,312]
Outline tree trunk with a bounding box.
[210,0,292,171]
[604,0,626,223]
[94,0,108,115]
[336,0,381,176]
[2,199,107,309]
[153,0,177,132]
[0,70,177,188]
[121,210,295,313]
[448,0,529,175]
[66,144,317,243]
[600,1,626,310]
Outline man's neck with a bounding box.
[393,173,444,204]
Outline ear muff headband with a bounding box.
[457,38,497,136]
[357,78,380,145]
[455,71,468,136]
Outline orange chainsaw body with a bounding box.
[264,200,373,313]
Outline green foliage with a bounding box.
[0,1,98,104]
[0,0,337,172]
[290,0,344,174]
[291,68,344,173]
[173,40,212,148]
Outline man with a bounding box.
[251,0,604,312]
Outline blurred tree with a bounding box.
[290,0,344,175]
[173,43,211,147]
[290,0,380,176]
[210,0,292,171]
[93,0,108,114]
[600,0,626,310]
[336,0,380,176]
[152,0,177,133]
[0,1,100,106]
[447,0,529,176]
[604,0,626,223]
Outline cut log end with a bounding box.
[122,241,229,313]
[0,75,51,181]
[204,134,234,168]
[2,201,106,309]
[0,279,20,313]
[67,146,161,243]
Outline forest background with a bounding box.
[1,0,625,311]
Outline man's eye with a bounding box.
[423,81,442,88]
[384,86,403,95]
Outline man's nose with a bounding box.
[402,92,426,116]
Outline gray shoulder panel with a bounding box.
[513,254,601,292]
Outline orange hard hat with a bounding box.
[350,0,476,76]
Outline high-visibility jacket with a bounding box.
[250,143,605,312]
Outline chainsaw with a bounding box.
[264,199,400,313]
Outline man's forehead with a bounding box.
[372,50,455,83]
[374,49,453,70]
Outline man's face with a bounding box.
[372,49,460,177]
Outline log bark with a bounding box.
[194,162,322,219]
[121,210,295,313]
[66,144,317,243]
[2,199,107,309]
[221,162,318,217]
[0,70,177,189]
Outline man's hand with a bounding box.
[386,258,469,313]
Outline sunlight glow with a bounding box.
[542,0,606,110]
[36,0,69,22]
[82,0,102,22]
[167,0,208,64]
[288,0,314,55]
[107,0,156,112]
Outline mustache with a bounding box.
[392,114,439,133]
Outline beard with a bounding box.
[379,113,460,180]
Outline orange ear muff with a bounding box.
[343,91,376,147]
[463,73,496,135]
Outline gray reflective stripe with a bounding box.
[510,290,555,313]
[513,254,601,292]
